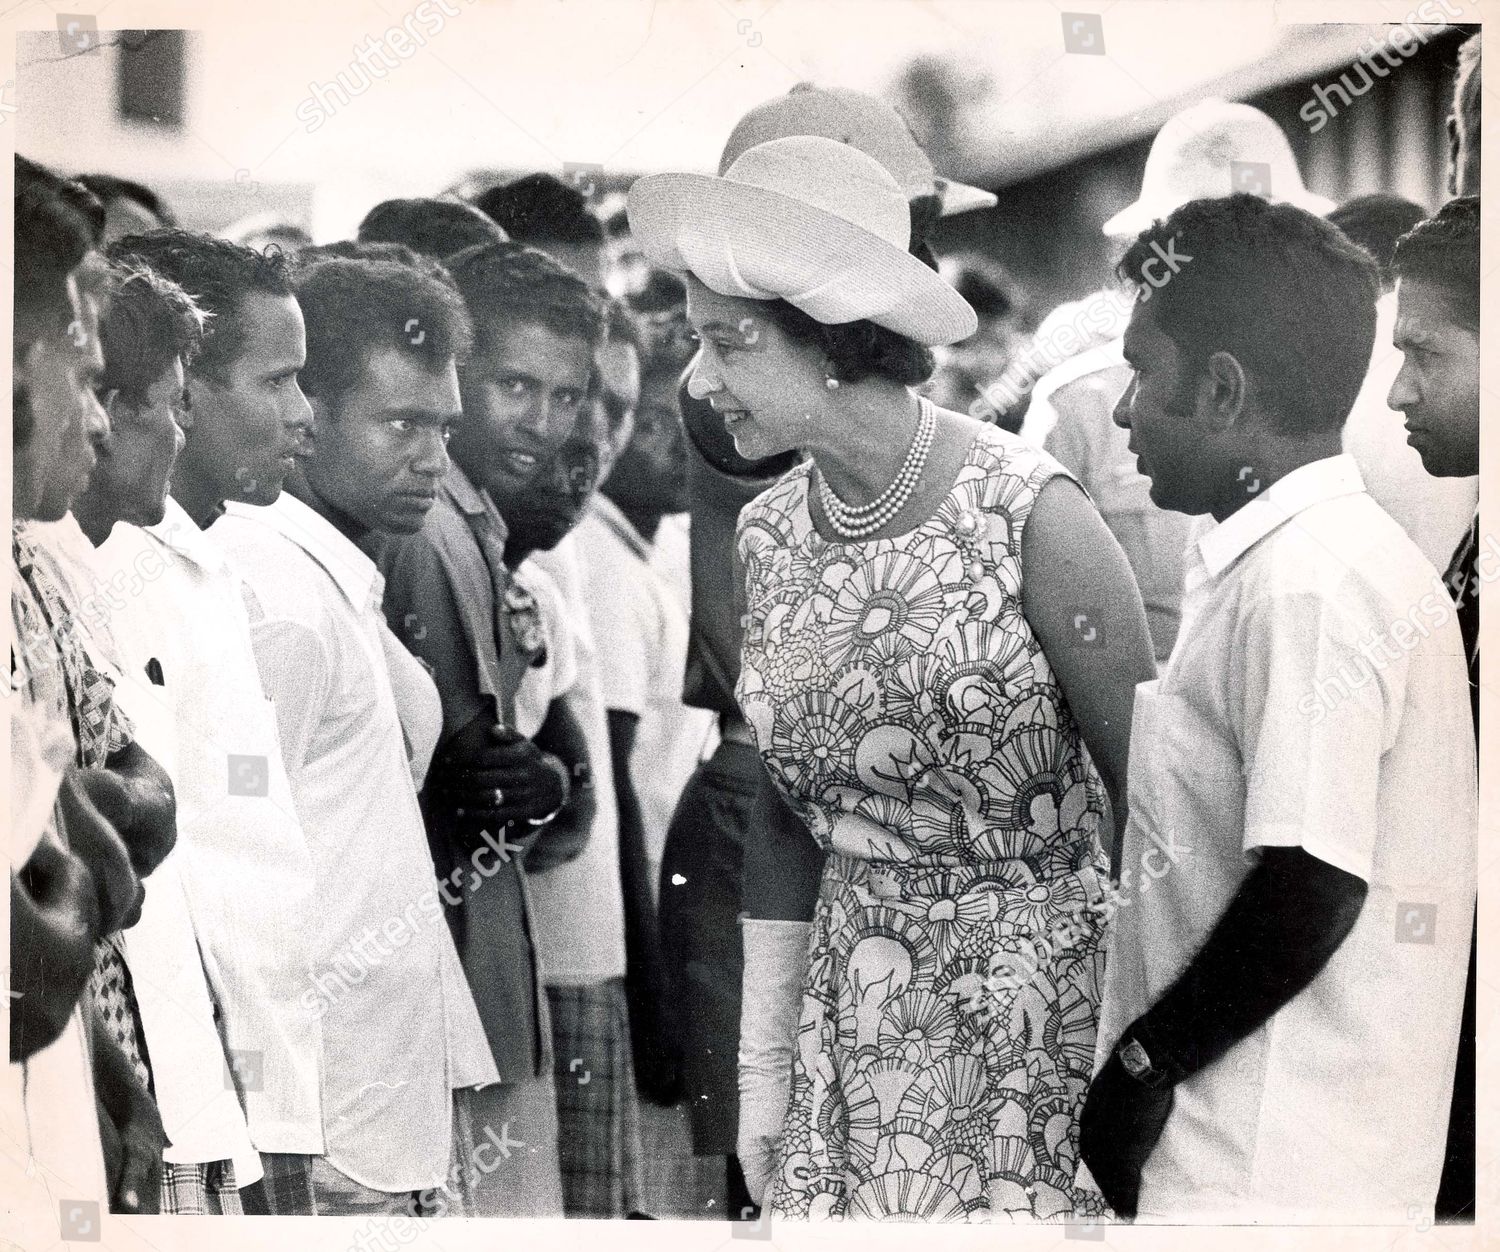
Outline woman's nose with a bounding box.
[686,367,721,401]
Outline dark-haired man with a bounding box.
[371,240,612,1216]
[28,257,270,1215]
[476,173,606,287]
[215,256,500,1215]
[9,155,154,1228]
[1387,196,1480,1222]
[113,229,311,526]
[1079,195,1475,1223]
[357,195,507,260]
[96,231,327,1207]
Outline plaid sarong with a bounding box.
[241,1151,315,1215]
[546,977,644,1218]
[161,1159,242,1215]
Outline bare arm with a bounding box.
[1020,475,1156,872]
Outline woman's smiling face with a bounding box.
[682,274,827,461]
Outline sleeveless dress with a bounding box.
[735,424,1111,1222]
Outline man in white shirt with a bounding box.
[30,258,263,1213]
[99,232,328,1207]
[1385,195,1481,1222]
[1078,194,1475,1224]
[213,254,499,1214]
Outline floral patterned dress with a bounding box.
[735,424,1111,1222]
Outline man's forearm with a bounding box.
[1128,846,1368,1080]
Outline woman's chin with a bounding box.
[728,422,787,463]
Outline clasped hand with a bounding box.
[427,721,570,844]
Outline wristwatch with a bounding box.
[1117,1033,1174,1088]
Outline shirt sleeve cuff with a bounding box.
[1243,822,1373,883]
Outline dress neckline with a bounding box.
[799,423,992,548]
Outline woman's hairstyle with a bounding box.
[1117,193,1380,436]
[1391,196,1479,333]
[99,259,207,409]
[108,229,295,384]
[444,240,607,356]
[292,256,474,409]
[759,300,936,387]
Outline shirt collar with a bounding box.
[145,495,233,576]
[442,463,509,542]
[1194,454,1367,582]
[226,492,383,612]
[588,494,652,561]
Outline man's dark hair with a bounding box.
[951,259,1015,321]
[474,174,604,249]
[604,298,643,355]
[627,268,687,317]
[292,257,474,409]
[1328,194,1428,287]
[99,259,206,409]
[445,240,607,356]
[109,229,295,383]
[297,238,450,278]
[1118,193,1380,435]
[357,197,508,261]
[74,173,175,227]
[15,156,104,446]
[16,156,103,350]
[1391,196,1479,333]
[759,300,936,388]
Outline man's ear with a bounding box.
[1198,350,1248,431]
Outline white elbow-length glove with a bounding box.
[737,917,812,1208]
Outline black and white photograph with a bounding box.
[3,1,1489,1247]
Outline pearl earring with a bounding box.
[825,376,840,390]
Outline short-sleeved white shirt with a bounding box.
[521,537,628,986]
[93,497,325,1156]
[575,499,716,889]
[215,494,498,1191]
[1095,455,1476,1223]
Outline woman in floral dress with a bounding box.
[628,136,1155,1221]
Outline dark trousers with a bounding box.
[1435,924,1476,1221]
[657,740,759,1156]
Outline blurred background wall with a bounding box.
[15,2,1474,337]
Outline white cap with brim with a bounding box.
[719,83,997,217]
[1102,98,1336,240]
[628,136,978,348]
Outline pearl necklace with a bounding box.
[816,398,936,540]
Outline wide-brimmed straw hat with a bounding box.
[1103,98,1336,239]
[719,84,997,217]
[627,135,977,347]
